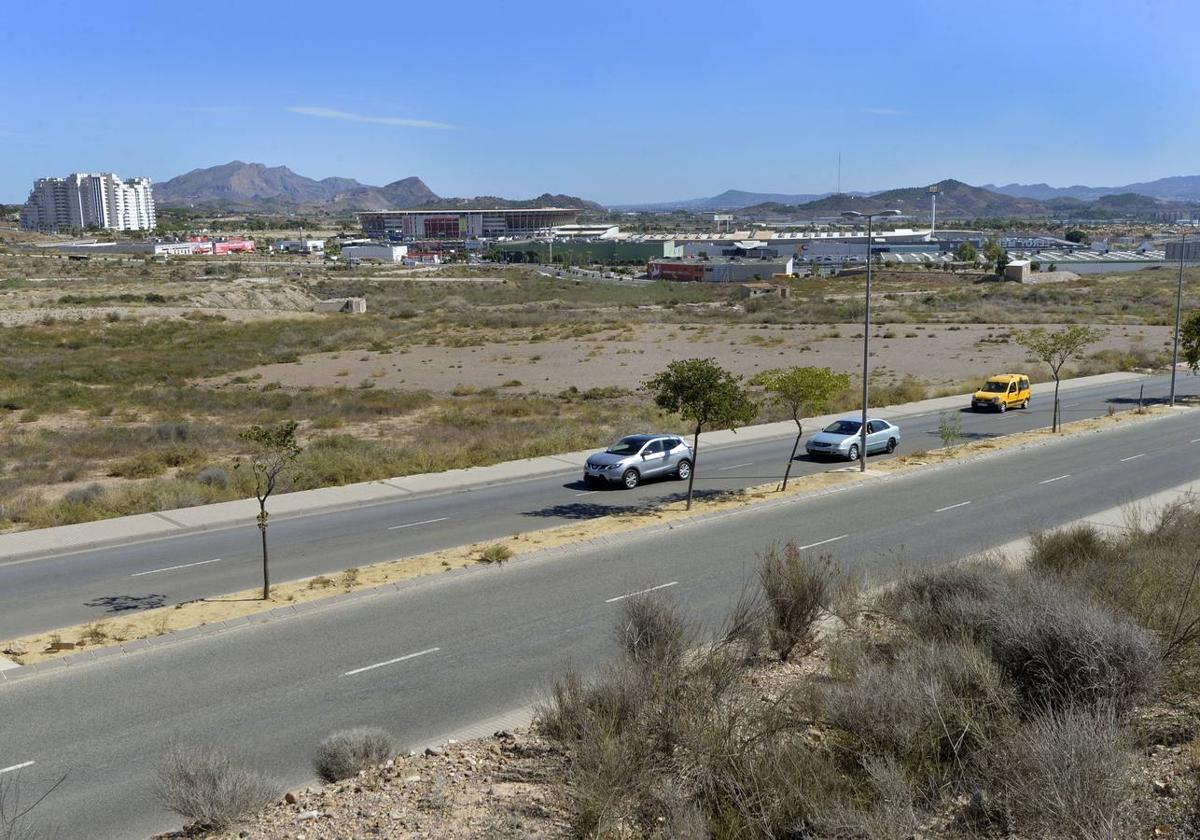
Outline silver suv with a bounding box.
[584,434,693,489]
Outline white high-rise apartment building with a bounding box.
[20,172,156,232]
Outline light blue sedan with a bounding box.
[805,418,901,461]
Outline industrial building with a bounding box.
[274,238,325,254]
[21,172,156,232]
[359,208,580,239]
[41,237,253,256]
[342,244,408,263]
[1166,239,1200,262]
[646,256,794,282]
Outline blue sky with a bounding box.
[3,0,1197,204]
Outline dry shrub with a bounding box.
[1031,502,1200,674]
[986,706,1133,839]
[812,639,1013,797]
[154,741,280,830]
[477,543,513,564]
[885,562,1158,713]
[313,727,393,782]
[614,594,689,665]
[759,542,859,662]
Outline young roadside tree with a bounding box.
[1181,310,1200,372]
[1015,326,1105,433]
[237,421,302,600]
[754,366,851,490]
[646,358,758,510]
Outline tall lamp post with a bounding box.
[842,209,902,472]
[1170,231,1187,407]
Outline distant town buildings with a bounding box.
[359,208,579,239]
[20,173,156,232]
[274,238,326,254]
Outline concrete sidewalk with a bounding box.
[0,371,1147,561]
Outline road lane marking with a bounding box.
[574,490,599,497]
[387,517,449,531]
[796,534,849,551]
[605,581,678,604]
[1191,438,1200,444]
[935,501,972,513]
[0,761,34,775]
[131,558,222,577]
[1038,474,1071,485]
[1119,454,1145,462]
[342,647,440,677]
[717,462,754,471]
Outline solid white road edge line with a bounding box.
[605,581,679,604]
[387,517,449,531]
[796,534,849,551]
[130,558,222,577]
[1120,454,1146,462]
[0,761,35,775]
[935,501,972,513]
[1038,474,1072,485]
[342,647,440,677]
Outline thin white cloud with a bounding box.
[859,107,905,116]
[287,106,453,129]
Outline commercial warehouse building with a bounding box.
[646,256,794,282]
[359,208,580,239]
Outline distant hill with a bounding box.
[985,175,1200,203]
[155,162,437,211]
[154,162,600,214]
[612,189,839,212]
[752,179,1049,218]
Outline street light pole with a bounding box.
[843,209,901,472]
[1170,231,1186,406]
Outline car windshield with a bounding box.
[823,420,861,435]
[606,437,646,456]
[982,381,1009,393]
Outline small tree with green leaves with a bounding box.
[237,421,302,599]
[754,366,850,490]
[938,411,963,450]
[646,359,757,510]
[1016,326,1105,432]
[954,241,978,263]
[1182,310,1200,373]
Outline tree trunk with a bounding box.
[782,423,802,491]
[686,424,701,510]
[1053,377,1061,433]
[259,503,270,600]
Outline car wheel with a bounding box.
[1022,398,1030,409]
[997,401,1007,413]
[886,437,897,453]
[675,459,692,480]
[847,444,859,461]
[622,468,640,489]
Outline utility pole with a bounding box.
[1170,231,1186,406]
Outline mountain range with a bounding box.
[154,162,601,212]
[984,175,1200,203]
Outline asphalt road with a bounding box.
[0,373,1196,640]
[1,402,1199,839]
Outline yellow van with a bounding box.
[971,374,1031,412]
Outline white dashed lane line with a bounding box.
[1038,474,1071,485]
[131,558,222,577]
[342,647,440,677]
[934,501,972,513]
[1119,454,1146,462]
[717,462,754,472]
[605,581,678,604]
[387,517,449,531]
[0,761,35,775]
[795,535,848,551]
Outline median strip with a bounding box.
[0,403,1186,671]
